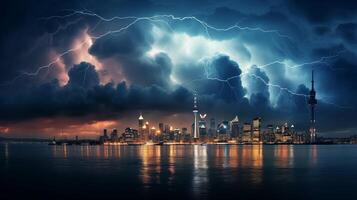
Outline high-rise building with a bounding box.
[265,124,275,143]
[209,118,216,138]
[150,126,156,140]
[199,113,207,139]
[123,128,138,142]
[182,127,190,142]
[111,129,118,141]
[252,117,261,143]
[308,70,317,143]
[230,116,239,139]
[138,113,144,137]
[242,123,252,143]
[159,123,164,134]
[142,121,149,141]
[193,94,199,139]
[217,121,230,141]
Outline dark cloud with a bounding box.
[0,62,192,122]
[336,23,357,44]
[188,54,246,102]
[289,0,357,23]
[67,62,99,89]
[248,66,270,108]
[314,26,331,36]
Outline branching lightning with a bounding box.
[256,50,346,71]
[2,9,351,109]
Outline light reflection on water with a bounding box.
[1,143,357,199]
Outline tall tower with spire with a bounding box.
[138,113,144,140]
[308,70,317,143]
[193,94,199,140]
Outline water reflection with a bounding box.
[140,146,162,186]
[5,143,8,160]
[168,145,176,185]
[274,145,294,168]
[45,144,318,191]
[310,145,318,166]
[240,145,264,184]
[193,145,208,197]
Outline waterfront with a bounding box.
[1,143,357,199]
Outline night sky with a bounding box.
[0,0,356,138]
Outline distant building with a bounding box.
[111,129,119,141]
[199,113,207,140]
[142,121,150,141]
[217,121,230,141]
[242,123,252,143]
[264,124,275,143]
[159,123,164,134]
[252,117,261,143]
[122,128,138,142]
[182,127,191,142]
[99,129,110,143]
[209,118,216,138]
[274,126,283,143]
[230,116,239,139]
[138,113,144,137]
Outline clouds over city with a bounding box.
[0,0,356,137]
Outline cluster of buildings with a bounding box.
[99,70,319,145]
[99,113,312,145]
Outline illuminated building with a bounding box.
[209,118,216,138]
[138,113,144,138]
[174,128,181,142]
[193,94,199,140]
[163,124,170,141]
[103,129,108,139]
[110,129,119,141]
[230,116,239,139]
[242,123,252,143]
[199,113,207,140]
[182,127,191,142]
[308,70,317,143]
[159,123,164,134]
[142,121,149,141]
[99,129,109,143]
[252,117,261,143]
[150,126,156,140]
[217,121,230,141]
[263,124,275,143]
[274,126,282,143]
[122,128,138,142]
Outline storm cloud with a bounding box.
[0,0,357,136]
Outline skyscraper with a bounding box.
[209,118,216,138]
[138,113,144,137]
[159,123,164,134]
[252,117,261,143]
[308,70,317,143]
[193,94,199,139]
[199,113,207,139]
[230,116,239,138]
[217,121,229,141]
[242,123,252,143]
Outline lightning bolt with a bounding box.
[41,10,292,39]
[256,50,346,71]
[2,9,351,110]
[186,57,351,109]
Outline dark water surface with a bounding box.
[1,143,357,199]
